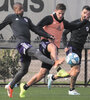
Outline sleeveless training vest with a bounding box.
[41,14,64,48]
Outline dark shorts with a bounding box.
[67,43,82,65]
[39,40,52,70]
[17,42,32,62]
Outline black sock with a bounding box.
[70,88,75,91]
[52,75,56,80]
[10,85,13,89]
[24,84,30,90]
[56,67,61,72]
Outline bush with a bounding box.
[0,49,20,82]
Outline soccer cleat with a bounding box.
[57,69,69,77]
[20,83,26,98]
[53,58,65,68]
[47,74,53,89]
[5,85,13,98]
[68,90,80,95]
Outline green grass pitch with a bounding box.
[0,86,90,100]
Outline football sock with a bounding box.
[70,88,75,91]
[24,84,30,90]
[56,66,61,72]
[52,75,56,80]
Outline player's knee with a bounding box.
[27,47,37,56]
[36,72,45,80]
[75,69,80,75]
[70,66,80,76]
[40,72,46,78]
[48,43,57,52]
[70,69,80,77]
[21,68,28,75]
[24,69,28,74]
[74,66,80,75]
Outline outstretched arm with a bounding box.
[64,19,88,31]
[0,14,12,30]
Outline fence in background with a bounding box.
[0,41,90,87]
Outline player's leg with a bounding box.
[48,46,74,89]
[20,67,49,98]
[27,47,55,65]
[17,42,55,66]
[68,46,81,95]
[47,43,58,61]
[5,55,31,98]
[47,70,70,89]
[68,65,80,95]
[39,40,67,74]
[47,43,65,68]
[27,47,64,68]
[39,40,60,66]
[47,65,80,90]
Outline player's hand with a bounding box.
[49,35,55,40]
[88,50,90,54]
[64,47,69,53]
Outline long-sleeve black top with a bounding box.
[62,19,90,49]
[0,14,52,46]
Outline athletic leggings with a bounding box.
[10,59,31,89]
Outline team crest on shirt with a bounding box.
[24,18,28,22]
[15,18,19,20]
[86,27,89,32]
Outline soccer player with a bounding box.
[0,2,65,98]
[19,3,88,98]
[47,5,90,95]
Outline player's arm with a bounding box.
[64,19,88,31]
[62,29,70,48]
[37,15,54,39]
[28,18,54,40]
[37,15,53,27]
[62,29,71,53]
[37,15,53,38]
[89,21,90,33]
[0,14,12,30]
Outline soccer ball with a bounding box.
[66,53,80,66]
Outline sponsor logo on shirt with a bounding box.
[15,18,19,20]
[86,27,89,32]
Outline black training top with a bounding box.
[62,19,90,49]
[0,14,52,46]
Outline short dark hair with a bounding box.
[13,2,23,10]
[56,3,66,11]
[82,5,90,11]
[14,2,22,6]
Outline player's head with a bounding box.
[13,2,24,16]
[55,3,66,20]
[81,5,90,20]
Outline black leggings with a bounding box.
[10,60,31,89]
[26,46,54,65]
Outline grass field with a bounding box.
[0,86,90,100]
